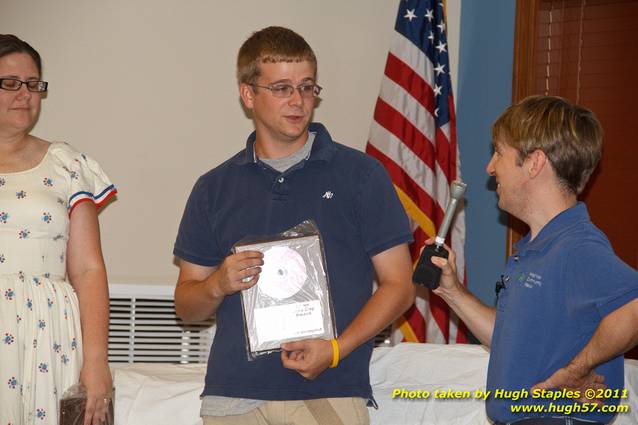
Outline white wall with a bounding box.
[2,0,460,285]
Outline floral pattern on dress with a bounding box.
[4,289,14,301]
[0,142,115,425]
[7,376,17,389]
[62,166,78,180]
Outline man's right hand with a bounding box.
[421,237,496,347]
[210,250,264,297]
[420,238,461,295]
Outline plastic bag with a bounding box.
[59,383,114,425]
[233,220,337,360]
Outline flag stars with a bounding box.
[434,107,440,117]
[436,41,447,53]
[434,85,442,96]
[404,9,417,22]
[437,21,446,33]
[428,31,434,42]
[434,63,446,76]
[425,9,434,21]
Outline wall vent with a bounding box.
[108,284,393,363]
[108,283,215,363]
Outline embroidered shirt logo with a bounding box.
[517,272,543,288]
[525,272,543,288]
[322,191,334,199]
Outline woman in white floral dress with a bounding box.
[0,35,116,425]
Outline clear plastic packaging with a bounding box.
[59,383,114,425]
[233,220,336,360]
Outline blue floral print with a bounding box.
[36,408,46,420]
[4,288,14,300]
[7,376,18,389]
[0,142,116,424]
[42,212,52,224]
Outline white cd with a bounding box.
[258,246,308,300]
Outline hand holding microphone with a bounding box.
[412,180,466,289]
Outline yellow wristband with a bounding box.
[329,338,339,368]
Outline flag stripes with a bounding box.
[366,0,467,344]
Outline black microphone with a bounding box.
[412,180,467,289]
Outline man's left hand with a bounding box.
[532,361,606,405]
[281,339,333,380]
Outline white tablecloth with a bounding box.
[112,343,638,425]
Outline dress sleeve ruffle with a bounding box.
[49,142,117,214]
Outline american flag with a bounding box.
[366,0,467,343]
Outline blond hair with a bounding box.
[236,26,317,85]
[492,95,603,194]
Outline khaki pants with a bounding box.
[202,397,369,425]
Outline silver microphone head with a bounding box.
[434,180,467,245]
[450,180,467,200]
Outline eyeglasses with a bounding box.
[0,78,48,93]
[250,83,322,99]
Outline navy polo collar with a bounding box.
[514,202,590,253]
[234,122,336,166]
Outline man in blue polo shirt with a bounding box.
[432,95,638,425]
[173,26,415,425]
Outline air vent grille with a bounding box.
[108,294,215,364]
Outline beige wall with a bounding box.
[2,0,460,285]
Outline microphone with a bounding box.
[412,180,467,289]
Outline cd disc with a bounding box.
[258,246,308,300]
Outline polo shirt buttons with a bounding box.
[272,175,288,198]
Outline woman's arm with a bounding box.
[66,201,112,425]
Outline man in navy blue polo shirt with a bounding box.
[431,95,638,425]
[173,26,415,425]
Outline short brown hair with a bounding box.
[0,34,42,76]
[236,26,317,85]
[492,95,603,194]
